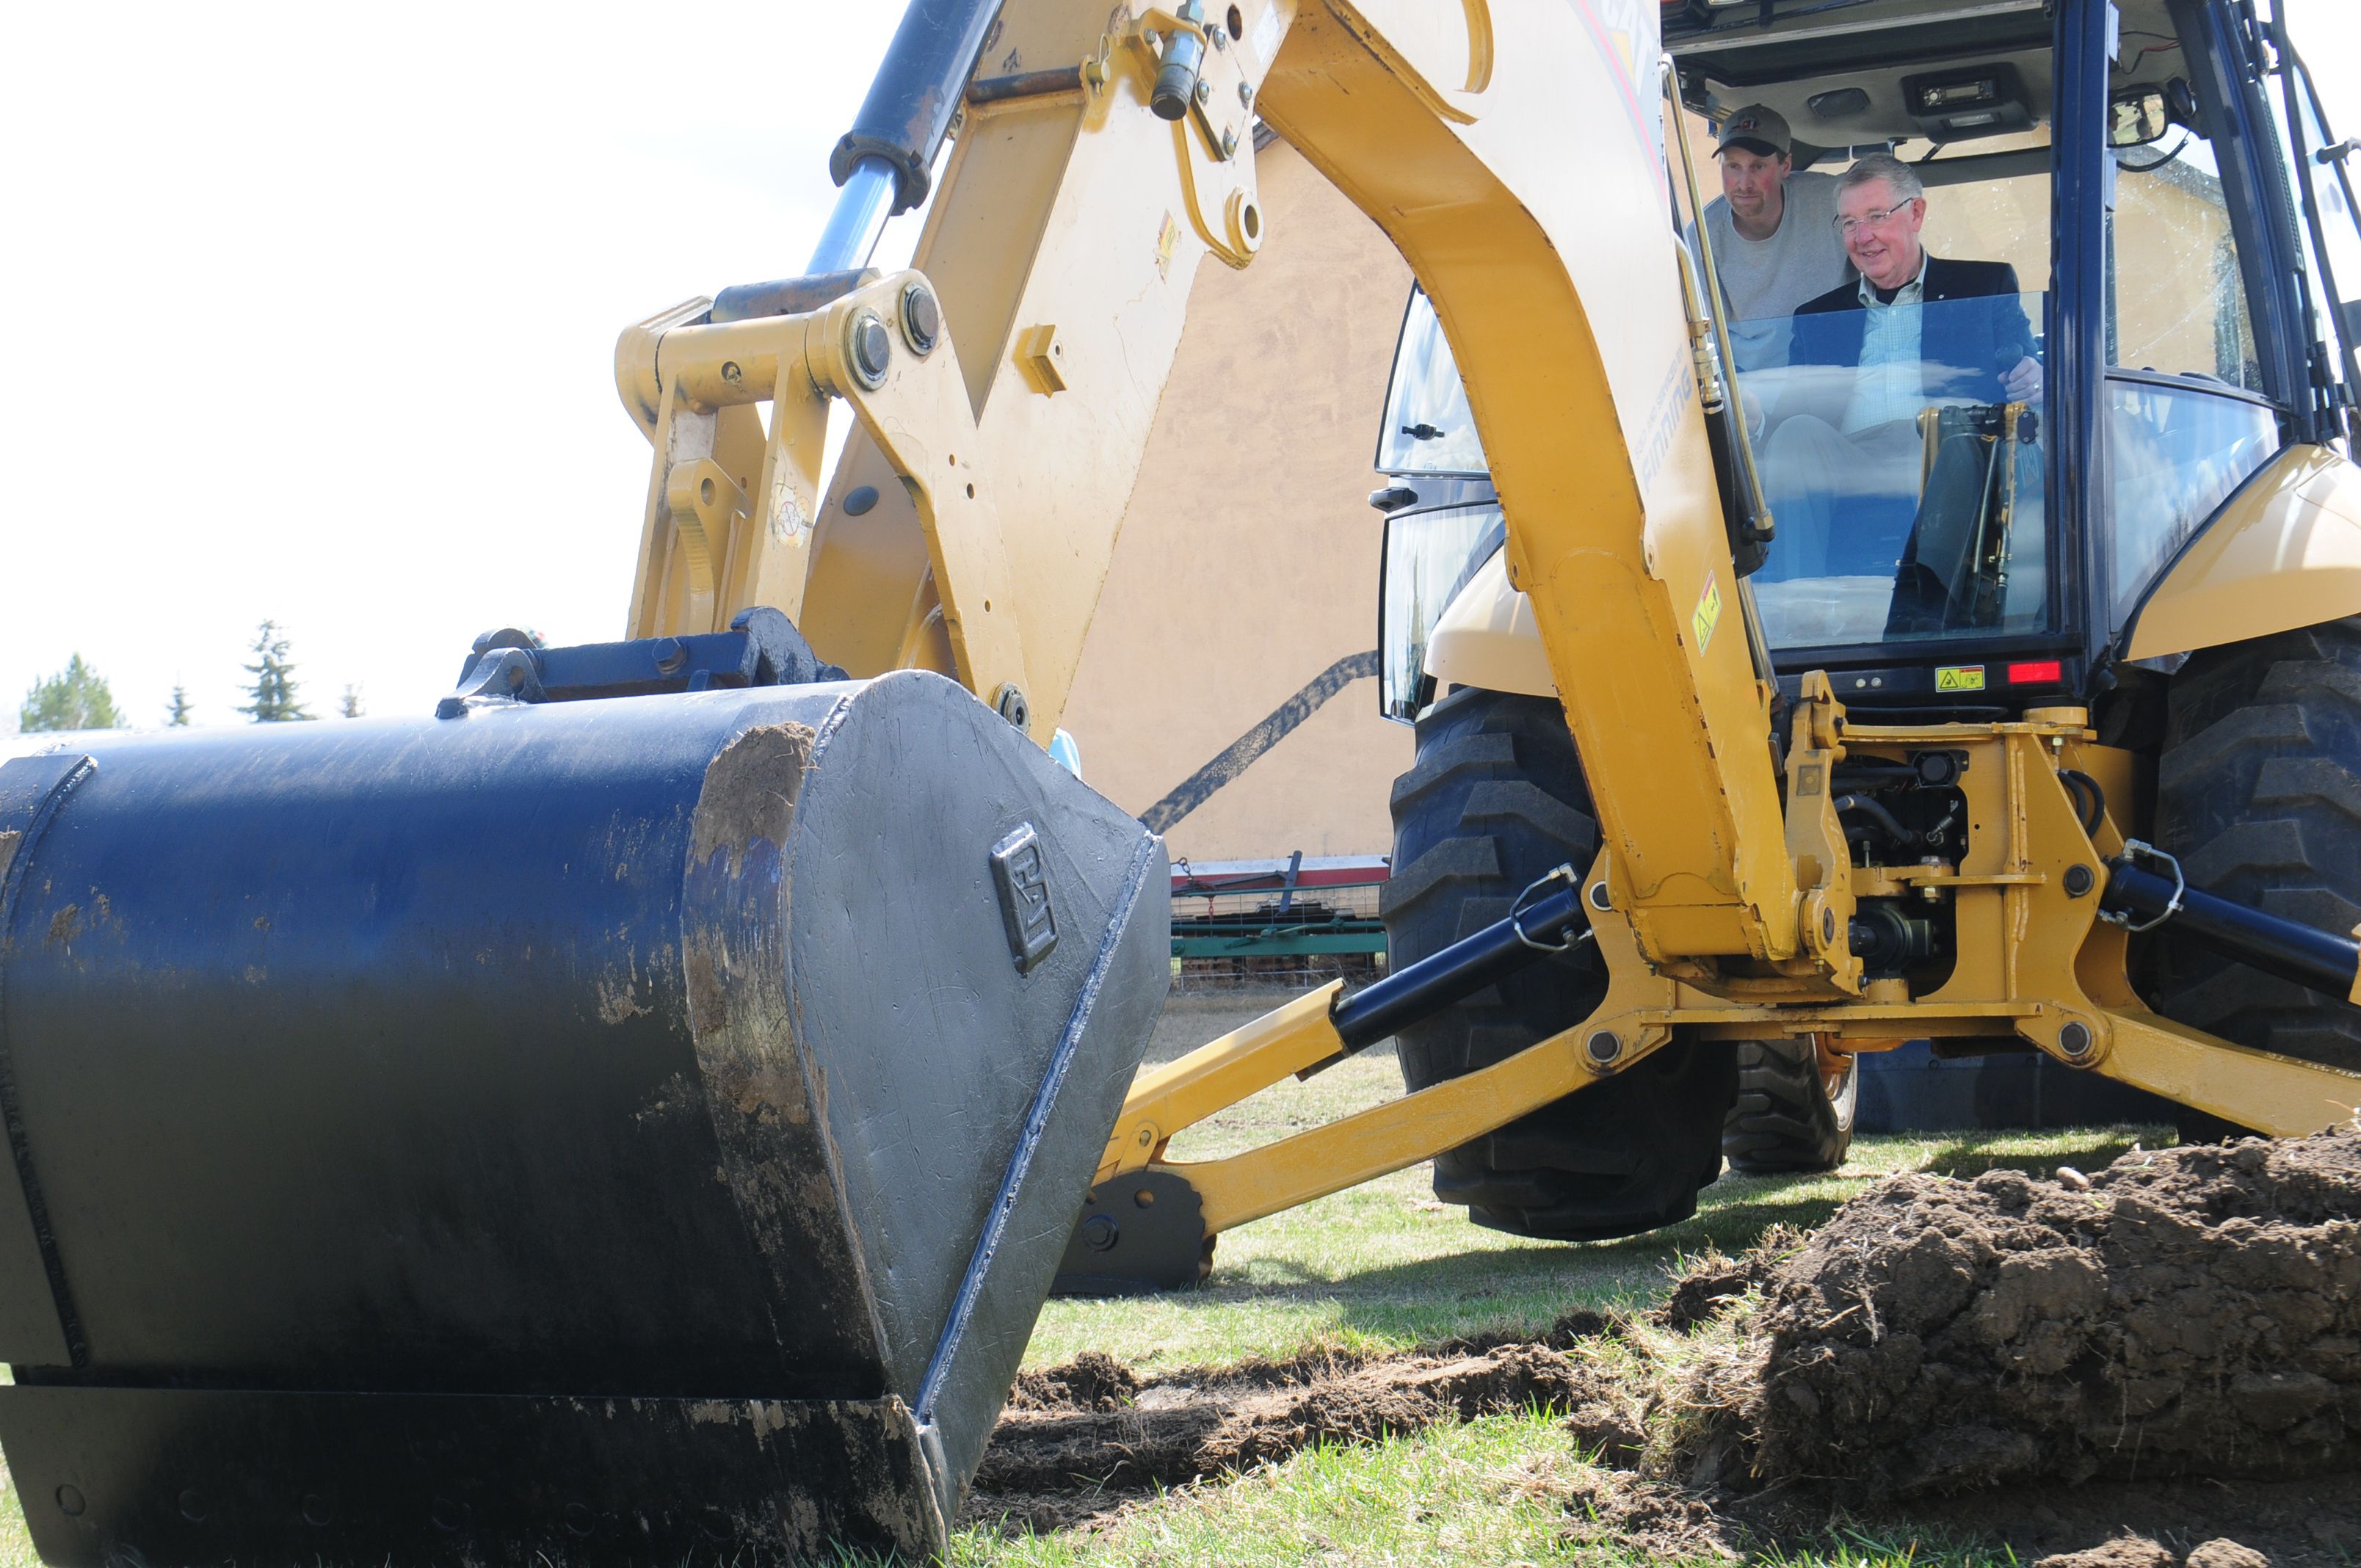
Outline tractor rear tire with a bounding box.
[2149,619,2361,1140]
[1381,686,1736,1241]
[1722,1039,1857,1173]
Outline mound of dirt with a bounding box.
[1007,1349,1140,1411]
[2032,1539,2269,1568]
[1551,1469,1748,1562]
[965,1337,1644,1531]
[1659,1226,1802,1333]
[1706,1129,2361,1496]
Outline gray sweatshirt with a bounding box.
[1699,171,1854,369]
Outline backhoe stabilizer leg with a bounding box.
[1053,865,1667,1294]
[2086,1006,2361,1137]
[1052,1001,1675,1294]
[1077,878,1592,1191]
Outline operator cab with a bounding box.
[1375,0,2361,728]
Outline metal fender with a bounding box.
[1426,547,1556,699]
[2127,444,2361,661]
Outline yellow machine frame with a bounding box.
[612,0,2361,1258]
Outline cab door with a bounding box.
[2084,0,2338,658]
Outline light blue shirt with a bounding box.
[1842,251,1932,433]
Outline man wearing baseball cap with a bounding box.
[1697,104,1853,368]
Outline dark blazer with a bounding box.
[1788,256,2038,406]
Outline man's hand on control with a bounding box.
[2002,355,2042,402]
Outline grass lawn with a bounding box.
[0,988,2164,1566]
[1025,992,2155,1373]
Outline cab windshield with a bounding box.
[1695,121,2056,653]
[1738,290,2050,648]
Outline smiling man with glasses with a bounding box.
[1751,150,2042,595]
[1794,153,2041,410]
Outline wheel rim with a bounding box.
[1823,1050,1860,1136]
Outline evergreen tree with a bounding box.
[166,685,194,727]
[340,683,365,719]
[19,655,120,733]
[239,621,312,722]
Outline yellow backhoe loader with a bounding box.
[4,0,2361,1561]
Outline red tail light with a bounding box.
[2008,660,2063,685]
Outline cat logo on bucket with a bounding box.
[1937,665,1987,692]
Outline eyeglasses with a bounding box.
[1835,203,1915,237]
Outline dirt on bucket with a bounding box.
[1679,1128,2361,1498]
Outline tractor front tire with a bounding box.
[2150,619,2361,1139]
[1381,686,1735,1241]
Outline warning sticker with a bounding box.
[1937,665,1987,692]
[1156,212,1180,280]
[1692,573,1722,653]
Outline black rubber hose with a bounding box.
[2059,769,2106,837]
[1832,793,1918,848]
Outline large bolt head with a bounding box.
[849,311,892,388]
[1080,1213,1120,1253]
[901,284,940,355]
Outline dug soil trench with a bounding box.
[969,1130,2361,1562]
[966,1320,1646,1533]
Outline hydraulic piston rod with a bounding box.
[1330,879,1589,1053]
[2104,847,2361,1005]
[809,0,1004,272]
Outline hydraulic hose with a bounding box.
[1832,792,1918,849]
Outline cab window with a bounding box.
[1375,289,1488,477]
[1721,141,2056,652]
[2102,19,2283,632]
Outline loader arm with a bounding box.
[617,0,1818,984]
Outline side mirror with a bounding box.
[2108,86,2172,148]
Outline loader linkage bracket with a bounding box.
[1052,1169,1212,1296]
[438,606,846,718]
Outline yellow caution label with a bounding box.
[1936,665,1987,692]
[1692,573,1722,654]
[1156,212,1180,280]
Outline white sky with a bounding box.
[4,1,2359,730]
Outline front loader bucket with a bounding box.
[0,669,1168,1564]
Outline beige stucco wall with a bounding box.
[1059,137,1414,863]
